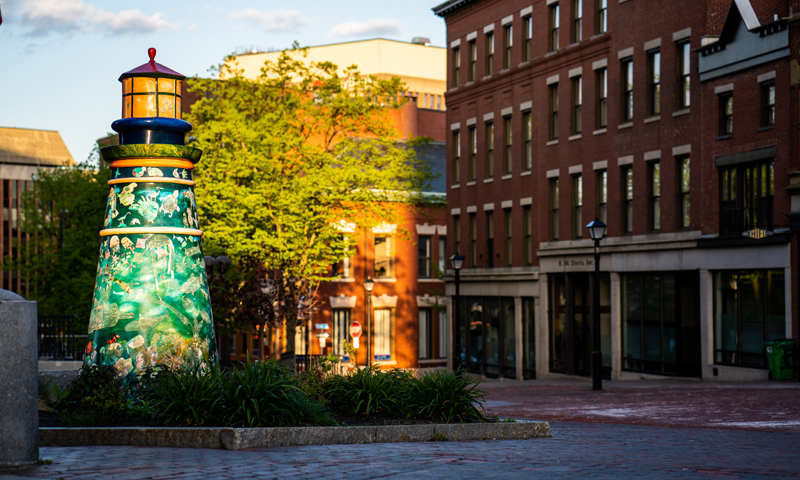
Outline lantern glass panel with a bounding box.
[123,98,132,118]
[122,78,132,94]
[176,97,182,119]
[133,94,157,117]
[159,95,175,118]
[158,78,175,93]
[133,77,157,93]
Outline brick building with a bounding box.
[434,0,798,381]
[221,39,450,369]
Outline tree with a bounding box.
[186,46,436,358]
[17,159,111,330]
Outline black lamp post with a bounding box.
[449,254,465,373]
[586,219,607,391]
[363,276,375,368]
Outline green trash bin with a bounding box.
[764,340,795,380]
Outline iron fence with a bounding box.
[38,315,85,361]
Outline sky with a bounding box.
[0,0,447,164]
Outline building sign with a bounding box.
[557,258,595,267]
[742,229,773,239]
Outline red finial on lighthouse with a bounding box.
[148,47,156,63]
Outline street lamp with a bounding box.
[363,277,375,368]
[586,218,607,391]
[449,254,465,373]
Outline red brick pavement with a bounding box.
[481,378,800,432]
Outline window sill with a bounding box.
[520,170,532,176]
[418,359,447,364]
[418,278,444,283]
[451,183,460,189]
[330,278,355,283]
[502,174,513,180]
[374,278,397,283]
[466,180,476,186]
[757,125,775,132]
[484,177,494,183]
[644,115,661,124]
[672,108,690,117]
[546,139,559,146]
[716,134,732,141]
[618,122,633,130]
[593,127,607,135]
[569,133,582,141]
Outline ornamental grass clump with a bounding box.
[323,366,413,417]
[147,365,224,426]
[403,368,487,423]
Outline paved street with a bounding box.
[4,379,800,479]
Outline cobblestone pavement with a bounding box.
[481,379,800,432]
[4,421,800,479]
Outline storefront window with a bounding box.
[623,274,678,375]
[522,297,536,379]
[714,270,785,368]
[458,296,516,378]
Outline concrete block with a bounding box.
[0,292,39,467]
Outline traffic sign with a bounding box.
[350,322,362,338]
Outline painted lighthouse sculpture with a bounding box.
[86,48,217,377]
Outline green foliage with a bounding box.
[186,45,438,341]
[429,431,449,442]
[147,365,224,426]
[17,160,110,327]
[323,366,412,417]
[219,360,333,427]
[37,458,53,465]
[403,369,487,423]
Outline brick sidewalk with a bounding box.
[481,379,800,432]
[4,422,800,479]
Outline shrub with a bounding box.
[323,366,413,417]
[148,365,224,426]
[403,368,487,423]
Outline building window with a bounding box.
[720,160,773,236]
[571,0,582,43]
[523,111,532,170]
[523,15,533,61]
[714,270,785,369]
[571,76,582,135]
[373,309,393,362]
[503,116,513,174]
[503,208,513,266]
[572,174,582,239]
[468,40,477,82]
[622,166,633,234]
[486,211,495,268]
[469,213,477,268]
[621,58,633,123]
[485,121,494,179]
[453,215,461,254]
[452,47,460,88]
[485,32,494,76]
[468,126,477,181]
[503,24,513,69]
[419,308,433,360]
[438,236,447,273]
[676,41,690,109]
[418,235,431,278]
[761,81,775,127]
[523,206,532,265]
[649,161,661,232]
[596,68,607,128]
[452,130,460,185]
[678,157,690,229]
[438,311,448,358]
[549,3,560,52]
[332,309,352,358]
[549,84,559,140]
[596,169,607,223]
[647,50,661,116]
[550,178,560,241]
[374,236,394,278]
[331,235,352,278]
[718,93,733,136]
[596,0,607,34]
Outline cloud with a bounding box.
[228,9,311,32]
[329,19,402,37]
[17,0,182,37]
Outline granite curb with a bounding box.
[40,421,550,450]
